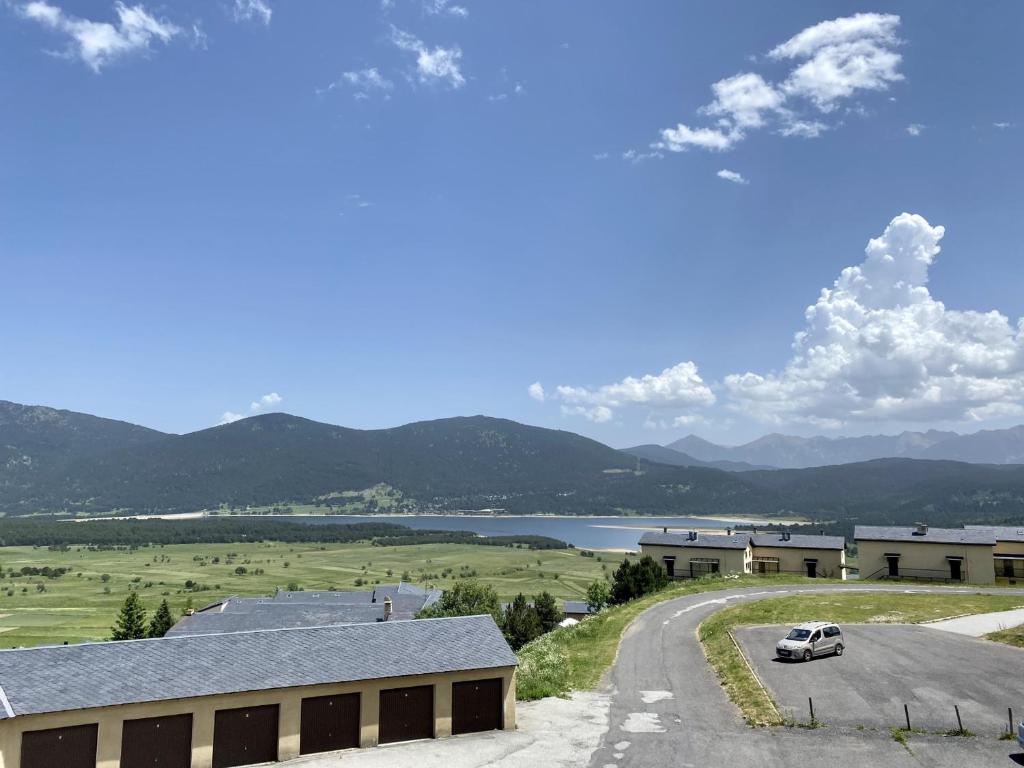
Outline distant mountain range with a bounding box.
[3,400,1024,533]
[655,427,1024,469]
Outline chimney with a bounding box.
[383,596,393,621]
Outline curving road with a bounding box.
[586,583,1024,768]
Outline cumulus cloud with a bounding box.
[552,362,716,424]
[233,0,271,26]
[390,26,465,89]
[17,1,184,72]
[717,169,748,185]
[528,382,545,402]
[649,13,902,156]
[994,122,1013,129]
[906,123,924,136]
[219,392,284,425]
[724,213,1024,426]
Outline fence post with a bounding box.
[1010,707,1014,735]
[808,697,815,722]
[955,704,963,733]
[904,703,910,730]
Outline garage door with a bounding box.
[452,678,503,735]
[300,693,360,755]
[20,723,97,768]
[378,685,434,744]
[121,713,193,768]
[212,704,279,768]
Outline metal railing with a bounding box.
[862,567,965,584]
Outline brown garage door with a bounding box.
[20,723,97,768]
[452,678,503,735]
[212,704,279,768]
[121,713,193,768]
[300,692,360,755]
[378,685,434,744]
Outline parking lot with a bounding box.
[734,624,1024,734]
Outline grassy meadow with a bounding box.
[0,541,623,648]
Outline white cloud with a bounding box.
[561,405,613,423]
[658,124,738,152]
[390,26,465,89]
[701,72,784,130]
[17,1,183,72]
[219,392,283,425]
[647,13,902,155]
[622,148,664,163]
[424,0,468,17]
[778,119,828,138]
[716,169,748,185]
[233,0,271,26]
[772,13,903,112]
[322,68,394,99]
[528,382,545,402]
[554,362,716,425]
[593,152,610,160]
[724,213,1024,426]
[906,123,924,136]
[993,122,1013,130]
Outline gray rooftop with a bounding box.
[751,534,846,551]
[0,615,515,720]
[638,531,751,550]
[563,601,592,615]
[964,525,1024,543]
[854,526,996,545]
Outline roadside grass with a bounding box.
[699,592,1024,726]
[0,541,617,647]
[515,574,817,701]
[986,625,1024,649]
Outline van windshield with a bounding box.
[787,629,812,640]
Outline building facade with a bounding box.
[0,615,516,768]
[855,525,997,584]
[638,530,846,579]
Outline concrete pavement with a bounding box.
[925,607,1024,636]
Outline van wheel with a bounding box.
[834,643,844,656]
[802,650,812,662]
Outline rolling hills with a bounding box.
[2,400,1024,533]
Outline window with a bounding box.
[823,626,839,638]
[786,629,811,641]
[689,559,720,578]
[809,630,821,642]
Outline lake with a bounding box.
[249,514,780,550]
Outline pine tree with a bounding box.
[502,593,542,650]
[111,592,148,641]
[532,591,563,633]
[148,599,174,638]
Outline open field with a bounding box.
[0,541,621,648]
[699,592,1024,725]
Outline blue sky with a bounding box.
[2,1,1022,447]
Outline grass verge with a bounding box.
[987,625,1024,649]
[699,592,1024,726]
[515,574,817,701]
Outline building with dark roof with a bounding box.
[0,615,516,768]
[856,524,1021,584]
[638,529,847,579]
[167,582,443,638]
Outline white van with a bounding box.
[775,621,844,662]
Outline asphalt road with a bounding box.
[586,583,1024,768]
[735,624,1024,732]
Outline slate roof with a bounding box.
[169,583,443,637]
[965,525,1024,543]
[563,601,592,615]
[0,615,515,720]
[638,531,751,550]
[751,534,846,551]
[854,526,996,545]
